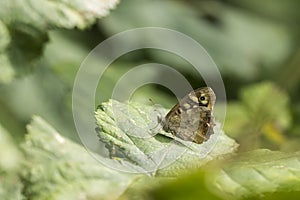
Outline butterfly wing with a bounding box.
[162,87,216,144]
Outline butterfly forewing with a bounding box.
[162,87,216,144]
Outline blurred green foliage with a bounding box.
[146,149,300,200]
[224,82,292,150]
[0,125,23,199]
[0,0,300,199]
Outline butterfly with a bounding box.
[161,87,216,144]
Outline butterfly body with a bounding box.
[162,87,216,144]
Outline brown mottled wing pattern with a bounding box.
[162,87,216,144]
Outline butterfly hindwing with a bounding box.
[162,87,216,144]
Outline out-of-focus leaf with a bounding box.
[146,171,223,200]
[241,82,290,128]
[224,82,291,149]
[95,100,238,176]
[221,103,248,138]
[148,172,223,200]
[118,176,174,200]
[45,30,175,109]
[146,149,300,200]
[245,191,300,200]
[100,0,291,80]
[0,174,23,200]
[0,68,78,140]
[21,116,136,200]
[0,125,22,171]
[0,21,14,83]
[0,124,23,200]
[0,0,119,83]
[228,0,300,26]
[209,149,300,199]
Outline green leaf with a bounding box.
[221,103,248,138]
[224,82,291,148]
[95,100,238,176]
[0,0,119,83]
[209,149,300,199]
[147,171,224,200]
[0,173,23,200]
[0,125,22,171]
[143,149,300,200]
[0,124,23,200]
[0,0,120,30]
[21,116,136,200]
[229,0,300,25]
[0,20,14,83]
[241,82,290,128]
[100,0,291,80]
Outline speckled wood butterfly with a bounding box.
[161,87,216,144]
